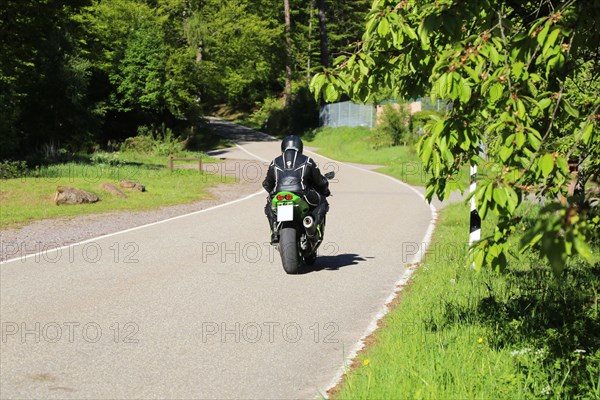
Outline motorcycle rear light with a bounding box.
[285,194,293,200]
[276,195,284,201]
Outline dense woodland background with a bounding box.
[0,0,370,160]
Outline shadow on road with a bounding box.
[305,254,373,273]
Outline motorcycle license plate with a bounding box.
[277,204,294,222]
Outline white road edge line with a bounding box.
[234,144,269,163]
[0,190,265,265]
[306,149,438,398]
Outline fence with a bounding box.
[319,98,451,128]
[319,101,375,128]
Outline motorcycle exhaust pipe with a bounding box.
[303,216,317,238]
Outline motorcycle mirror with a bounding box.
[324,171,335,180]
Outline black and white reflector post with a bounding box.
[469,164,481,265]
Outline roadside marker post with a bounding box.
[469,164,481,269]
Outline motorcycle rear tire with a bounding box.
[279,227,303,274]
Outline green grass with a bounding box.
[333,203,527,399]
[332,202,600,399]
[305,126,470,188]
[307,126,600,398]
[0,152,233,229]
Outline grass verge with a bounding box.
[0,152,233,229]
[331,201,600,399]
[305,126,599,398]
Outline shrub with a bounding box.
[120,135,155,153]
[0,160,28,179]
[372,103,411,148]
[119,126,184,156]
[89,151,124,166]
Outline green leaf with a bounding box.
[573,236,592,261]
[489,45,501,65]
[464,65,479,82]
[499,146,512,162]
[333,55,346,66]
[527,128,542,150]
[378,16,390,37]
[403,23,418,40]
[324,83,339,103]
[562,99,579,118]
[459,81,472,103]
[489,82,504,102]
[485,182,493,201]
[505,187,519,213]
[581,122,593,145]
[539,153,554,178]
[493,186,507,207]
[556,156,568,175]
[515,130,526,148]
[537,23,550,46]
[472,247,485,271]
[310,74,327,101]
[437,73,449,98]
[421,137,433,165]
[516,99,526,119]
[417,19,430,50]
[543,28,561,57]
[347,54,356,69]
[538,98,552,110]
[511,61,525,80]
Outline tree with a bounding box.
[316,0,329,67]
[284,0,293,107]
[0,0,96,158]
[80,0,202,139]
[186,0,283,108]
[311,0,600,273]
[292,0,370,77]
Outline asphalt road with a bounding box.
[0,120,435,399]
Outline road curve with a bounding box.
[0,120,435,399]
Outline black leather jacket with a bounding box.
[262,151,330,197]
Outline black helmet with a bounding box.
[281,135,303,154]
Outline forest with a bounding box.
[0,0,370,160]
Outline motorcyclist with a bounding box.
[262,135,331,244]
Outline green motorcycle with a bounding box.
[271,171,335,274]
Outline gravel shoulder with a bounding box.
[0,159,267,262]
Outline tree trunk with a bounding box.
[317,0,328,67]
[307,0,314,84]
[284,0,292,107]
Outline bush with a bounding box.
[120,135,155,153]
[119,126,184,156]
[0,160,28,179]
[89,151,124,166]
[372,103,412,148]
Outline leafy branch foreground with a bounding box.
[311,0,600,273]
